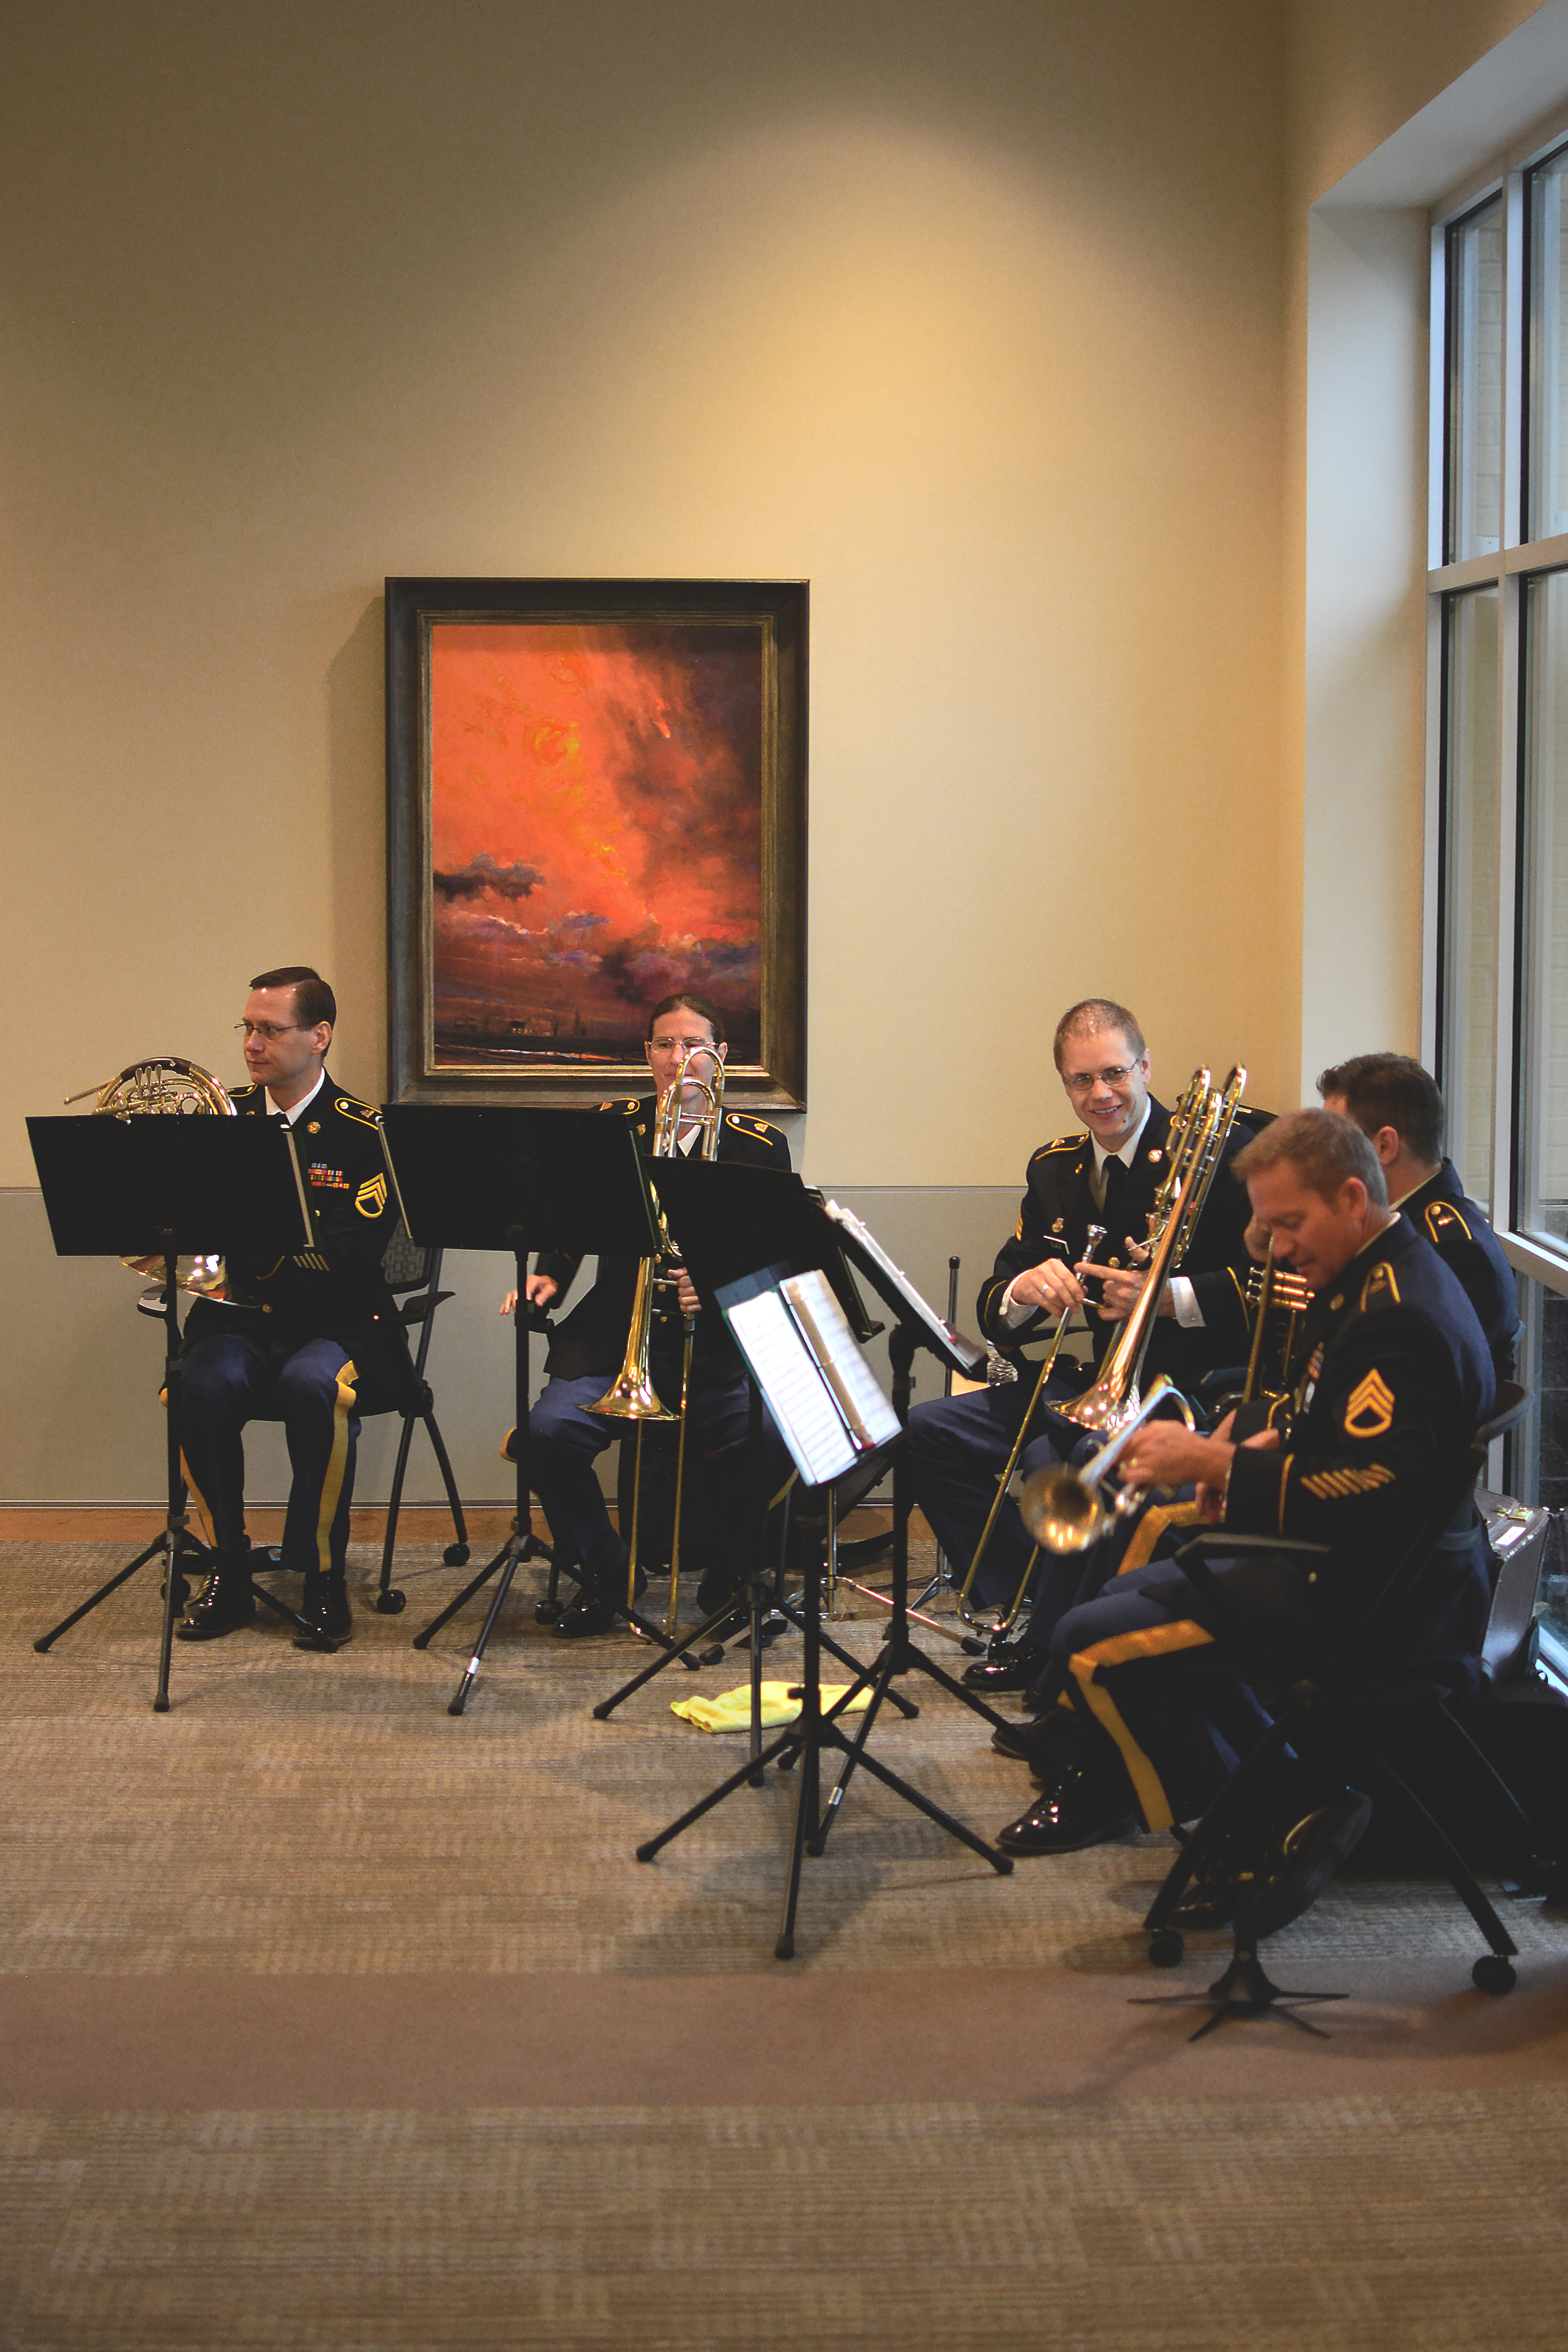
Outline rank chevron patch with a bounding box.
[355,1174,388,1218]
[1343,1368,1396,1439]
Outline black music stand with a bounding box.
[588,1159,909,1733]
[380,1104,699,1714]
[632,1197,1015,1951]
[26,1112,315,1711]
[801,1202,1026,1851]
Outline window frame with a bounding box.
[1429,121,1568,1311]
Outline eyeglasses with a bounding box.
[235,1021,302,1043]
[1062,1063,1138,1094]
[648,1036,719,1057]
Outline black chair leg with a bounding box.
[1325,1715,1518,1979]
[422,1410,470,1566]
[376,1407,421,1615]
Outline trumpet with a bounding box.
[589,1038,726,1619]
[1016,1377,1196,1553]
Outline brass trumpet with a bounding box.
[1016,1376,1196,1553]
[589,1038,726,1619]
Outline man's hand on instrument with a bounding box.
[673,1266,701,1317]
[1079,1261,1168,1322]
[1117,1421,1235,1501]
[1010,1256,1086,1317]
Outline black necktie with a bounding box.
[1100,1153,1126,1228]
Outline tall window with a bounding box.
[1434,136,1568,1660]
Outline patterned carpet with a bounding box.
[3,1540,1568,2348]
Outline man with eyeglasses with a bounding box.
[907,996,1256,1689]
[175,965,406,1650]
[506,991,791,1638]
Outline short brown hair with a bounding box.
[1233,1107,1389,1209]
[1317,1053,1444,1165]
[646,991,725,1044]
[250,966,336,1031]
[1052,998,1145,1073]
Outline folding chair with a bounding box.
[1141,1382,1541,2007]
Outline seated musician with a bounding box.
[907,998,1255,1693]
[1318,1053,1518,1383]
[507,992,790,1638]
[993,1110,1496,1934]
[176,966,408,1650]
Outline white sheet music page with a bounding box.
[725,1290,858,1486]
[779,1270,900,1450]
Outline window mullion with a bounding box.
[1493,569,1523,1233]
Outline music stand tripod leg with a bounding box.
[445,1243,539,1717]
[154,1248,187,1713]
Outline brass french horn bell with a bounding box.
[67,1057,236,1302]
[1016,1377,1196,1553]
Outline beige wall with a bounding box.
[2,0,1554,1499]
[1288,0,1548,208]
[1,0,1290,1202]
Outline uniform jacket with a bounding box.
[977,1097,1255,1394]
[538,1098,792,1381]
[1224,1211,1496,1673]
[1399,1160,1519,1385]
[184,1072,409,1391]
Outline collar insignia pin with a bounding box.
[306,1121,321,1134]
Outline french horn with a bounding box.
[67,1057,236,1301]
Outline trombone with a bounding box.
[953,1221,1106,1633]
[588,1039,725,1622]
[1057,1065,1247,1440]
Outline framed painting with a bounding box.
[385,576,806,1108]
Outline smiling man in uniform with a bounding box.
[906,997,1254,1688]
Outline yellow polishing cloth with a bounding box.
[671,1680,872,1734]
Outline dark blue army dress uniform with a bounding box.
[522,1098,790,1628]
[907,1098,1255,1614]
[176,1074,408,1647]
[1399,1159,1519,1384]
[1041,1211,1496,1837]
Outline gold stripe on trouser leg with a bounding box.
[160,1387,218,1549]
[1069,1618,1216,1834]
[1115,1499,1203,1578]
[176,1450,218,1550]
[314,1360,359,1577]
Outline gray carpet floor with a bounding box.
[3,1539,1568,2349]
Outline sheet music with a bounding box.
[779,1270,899,1449]
[725,1290,859,1486]
[820,1199,974,1361]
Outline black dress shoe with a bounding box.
[1248,1786,1372,1935]
[293,1574,353,1651]
[175,1565,257,1641]
[962,1637,1050,1694]
[990,1709,1075,1771]
[997,1751,1141,1855]
[553,1592,620,1638]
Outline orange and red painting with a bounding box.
[429,621,764,1069]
